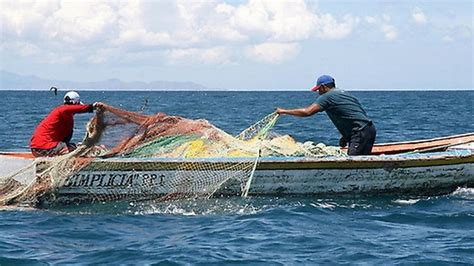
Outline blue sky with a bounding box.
[1,0,472,90]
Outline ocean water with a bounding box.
[0,90,473,264]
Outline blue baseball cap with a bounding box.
[311,75,335,91]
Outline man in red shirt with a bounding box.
[30,91,98,157]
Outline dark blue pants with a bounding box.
[348,122,376,155]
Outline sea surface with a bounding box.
[0,90,473,264]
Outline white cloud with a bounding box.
[363,15,399,41]
[166,47,232,64]
[1,0,362,65]
[2,41,41,57]
[114,0,196,47]
[314,14,359,40]
[232,0,317,42]
[0,0,57,37]
[245,42,300,63]
[441,25,472,42]
[382,14,391,22]
[198,3,248,42]
[381,24,398,41]
[43,1,118,43]
[17,42,41,57]
[0,0,117,43]
[42,52,75,64]
[442,35,454,42]
[229,0,358,42]
[412,7,427,25]
[86,48,117,64]
[365,16,376,24]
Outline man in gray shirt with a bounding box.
[276,75,376,155]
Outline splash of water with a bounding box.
[392,199,421,205]
[450,187,474,199]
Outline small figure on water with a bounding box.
[50,86,58,96]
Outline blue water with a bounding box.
[0,90,473,264]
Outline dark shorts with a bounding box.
[348,122,376,156]
[31,142,67,157]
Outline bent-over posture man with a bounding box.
[276,75,376,155]
[30,91,99,157]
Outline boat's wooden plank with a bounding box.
[370,133,474,154]
[0,152,35,159]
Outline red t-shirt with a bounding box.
[30,104,93,150]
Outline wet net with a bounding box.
[0,104,344,207]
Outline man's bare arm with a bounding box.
[276,103,322,117]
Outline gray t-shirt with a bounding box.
[315,88,371,140]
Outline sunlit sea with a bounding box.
[0,90,473,264]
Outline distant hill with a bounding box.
[0,70,209,91]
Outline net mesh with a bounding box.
[0,105,344,207]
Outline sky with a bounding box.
[0,0,472,90]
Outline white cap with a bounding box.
[64,91,82,104]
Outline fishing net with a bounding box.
[0,104,344,207]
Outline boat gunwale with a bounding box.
[73,151,474,171]
[372,132,474,146]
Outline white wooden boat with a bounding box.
[1,133,473,204]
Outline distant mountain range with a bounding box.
[0,70,210,91]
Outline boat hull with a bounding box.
[2,139,473,205]
[49,150,474,203]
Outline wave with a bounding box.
[450,187,474,199]
[392,199,421,205]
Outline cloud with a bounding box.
[442,35,454,42]
[412,7,427,25]
[232,0,318,42]
[314,14,359,40]
[365,16,376,24]
[166,47,232,64]
[441,24,472,42]
[86,48,117,64]
[381,24,398,41]
[42,52,75,64]
[114,1,194,47]
[362,15,398,41]
[1,0,361,65]
[43,1,118,43]
[0,0,56,37]
[0,0,117,43]
[245,42,300,63]
[382,14,391,22]
[2,41,41,57]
